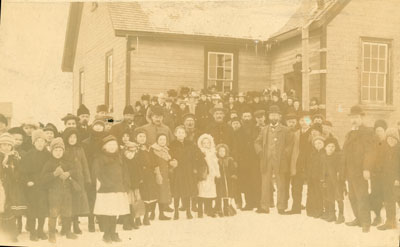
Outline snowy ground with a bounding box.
[3,196,399,247]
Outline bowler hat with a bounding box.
[77,104,90,116]
[348,105,365,116]
[268,105,281,115]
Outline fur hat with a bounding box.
[312,135,325,144]
[61,113,79,124]
[62,127,79,146]
[102,135,118,146]
[8,127,26,137]
[96,104,108,113]
[386,128,399,141]
[182,113,195,122]
[123,105,135,115]
[268,105,281,115]
[50,137,65,152]
[0,114,8,126]
[324,137,337,147]
[77,104,90,116]
[43,123,58,136]
[32,129,46,144]
[0,133,15,146]
[374,119,388,131]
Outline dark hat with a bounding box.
[374,119,388,130]
[43,123,59,136]
[61,113,79,123]
[123,105,135,115]
[322,120,333,127]
[141,94,150,101]
[134,101,142,107]
[102,135,118,146]
[268,105,281,115]
[209,106,228,115]
[165,97,173,103]
[311,123,323,133]
[312,113,325,120]
[62,127,79,146]
[230,117,241,124]
[8,127,26,137]
[77,104,90,116]
[254,110,266,118]
[348,105,365,116]
[0,114,8,126]
[312,135,325,144]
[96,104,108,113]
[167,89,178,98]
[150,105,164,117]
[182,113,195,122]
[325,137,337,147]
[200,89,209,96]
[253,91,262,98]
[285,112,298,120]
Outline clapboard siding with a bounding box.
[238,47,269,92]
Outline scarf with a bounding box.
[203,149,220,178]
[151,143,171,161]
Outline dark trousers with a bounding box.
[260,169,287,211]
[27,217,45,234]
[197,197,213,217]
[348,176,371,227]
[100,215,117,238]
[306,179,323,217]
[49,217,72,234]
[369,173,383,217]
[290,172,305,212]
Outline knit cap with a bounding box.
[0,133,15,146]
[32,129,46,144]
[50,137,65,152]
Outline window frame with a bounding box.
[78,68,85,105]
[360,38,392,105]
[105,50,114,112]
[207,52,234,93]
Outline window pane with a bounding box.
[379,45,386,59]
[217,67,224,79]
[370,73,377,87]
[371,45,378,58]
[362,87,369,101]
[378,74,385,87]
[370,88,377,101]
[364,44,371,58]
[224,55,233,68]
[377,88,384,101]
[225,68,232,79]
[371,59,378,72]
[209,53,216,68]
[363,58,370,71]
[379,60,386,72]
[217,54,224,66]
[209,66,216,79]
[362,73,369,86]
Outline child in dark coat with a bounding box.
[41,138,78,243]
[321,137,345,223]
[20,129,50,241]
[306,135,325,218]
[169,126,197,220]
[215,144,238,217]
[62,127,91,234]
[0,133,27,242]
[93,135,130,243]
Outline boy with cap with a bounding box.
[20,129,50,241]
[195,91,212,132]
[61,114,79,130]
[110,105,136,145]
[41,138,78,243]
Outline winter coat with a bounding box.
[41,157,77,217]
[110,120,136,145]
[169,140,198,198]
[0,153,27,216]
[342,125,375,180]
[379,142,400,202]
[163,106,178,132]
[205,121,233,149]
[322,152,345,201]
[290,128,312,176]
[195,100,212,132]
[130,147,158,202]
[216,153,238,199]
[93,151,130,194]
[20,148,50,218]
[136,123,174,146]
[149,144,172,204]
[307,148,325,181]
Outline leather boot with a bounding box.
[345,219,360,227]
[371,216,382,227]
[335,214,345,224]
[73,217,82,234]
[88,215,95,232]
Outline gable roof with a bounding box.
[61,1,300,72]
[269,0,351,42]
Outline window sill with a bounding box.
[359,104,396,112]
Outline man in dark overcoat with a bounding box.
[110,105,136,145]
[76,104,91,140]
[342,105,375,233]
[254,106,293,214]
[195,91,212,133]
[205,106,233,149]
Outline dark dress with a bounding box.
[20,149,50,218]
[216,156,237,198]
[149,148,172,204]
[169,140,197,198]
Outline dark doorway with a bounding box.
[284,71,302,101]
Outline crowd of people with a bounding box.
[0,86,398,244]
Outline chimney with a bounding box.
[317,0,325,9]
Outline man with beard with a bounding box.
[255,106,293,214]
[183,113,200,143]
[343,105,375,233]
[136,105,174,146]
[82,117,106,232]
[205,105,233,148]
[77,104,91,140]
[195,90,212,132]
[110,105,136,145]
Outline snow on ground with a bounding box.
[3,194,399,247]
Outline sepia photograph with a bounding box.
[0,0,399,246]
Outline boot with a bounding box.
[48,232,56,243]
[66,232,78,240]
[37,231,48,240]
[135,217,142,226]
[73,218,82,234]
[377,221,397,231]
[37,218,48,240]
[102,217,112,244]
[321,211,329,220]
[16,216,22,234]
[186,210,193,219]
[143,204,151,226]
[335,214,345,224]
[111,233,122,242]
[371,216,382,226]
[174,210,179,220]
[88,215,95,232]
[149,202,156,221]
[345,219,360,227]
[30,230,39,242]
[102,233,112,244]
[159,212,171,221]
[122,215,132,231]
[326,213,336,223]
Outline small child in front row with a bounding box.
[40,137,78,243]
[321,137,345,223]
[215,144,238,217]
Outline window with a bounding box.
[79,70,85,105]
[105,52,113,112]
[207,52,234,93]
[361,40,390,104]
